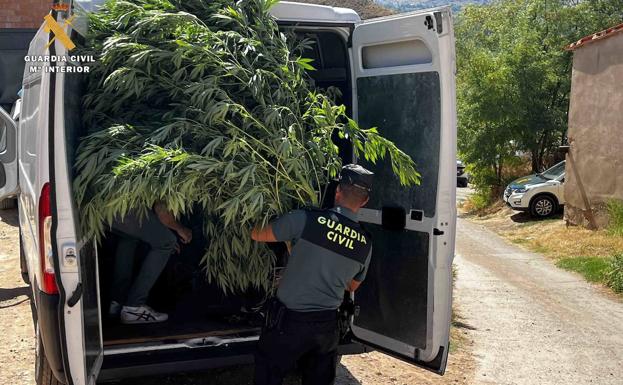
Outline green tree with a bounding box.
[456,0,623,190]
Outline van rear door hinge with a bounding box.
[434,12,443,34]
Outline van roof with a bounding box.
[71,1,360,38]
[269,1,361,23]
[74,1,361,23]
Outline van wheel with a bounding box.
[35,323,65,385]
[529,195,556,218]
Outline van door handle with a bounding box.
[67,283,82,307]
[433,228,444,236]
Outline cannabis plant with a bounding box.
[74,0,420,292]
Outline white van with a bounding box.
[0,1,457,384]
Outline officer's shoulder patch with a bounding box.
[299,207,372,264]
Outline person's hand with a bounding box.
[176,227,193,244]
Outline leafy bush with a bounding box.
[459,154,527,196]
[556,257,611,283]
[462,163,497,192]
[605,254,623,294]
[74,0,419,292]
[462,187,496,212]
[607,200,623,237]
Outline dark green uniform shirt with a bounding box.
[271,206,372,312]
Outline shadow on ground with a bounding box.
[0,286,30,302]
[509,210,563,224]
[0,286,30,309]
[112,363,361,385]
[0,208,19,227]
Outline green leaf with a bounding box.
[296,57,316,71]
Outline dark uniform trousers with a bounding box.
[254,308,340,385]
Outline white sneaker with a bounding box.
[120,305,168,324]
[108,301,122,318]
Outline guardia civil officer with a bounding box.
[251,164,374,385]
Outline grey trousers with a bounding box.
[110,210,177,307]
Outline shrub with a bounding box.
[605,254,623,294]
[607,200,623,237]
[462,187,496,213]
[470,189,494,210]
[556,257,611,283]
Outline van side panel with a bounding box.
[20,26,50,298]
[19,23,67,382]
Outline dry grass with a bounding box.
[465,206,623,260]
[511,223,623,260]
[461,203,623,295]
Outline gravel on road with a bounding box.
[0,208,35,384]
[455,216,623,385]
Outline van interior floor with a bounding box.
[98,230,268,347]
[103,318,260,347]
[102,302,263,346]
[100,272,266,347]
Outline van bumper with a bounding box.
[37,290,66,383]
[98,341,368,382]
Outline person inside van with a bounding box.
[109,202,192,324]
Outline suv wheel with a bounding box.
[35,323,65,385]
[530,195,556,218]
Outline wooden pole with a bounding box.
[566,150,598,229]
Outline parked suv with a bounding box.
[0,2,457,384]
[503,161,566,218]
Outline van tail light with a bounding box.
[39,183,58,295]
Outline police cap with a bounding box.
[339,164,374,192]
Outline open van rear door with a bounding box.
[351,7,456,374]
[44,6,104,384]
[0,107,18,200]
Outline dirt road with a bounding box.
[456,186,475,204]
[0,208,36,384]
[455,217,623,384]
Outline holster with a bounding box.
[339,297,359,317]
[264,297,287,331]
[338,297,359,338]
